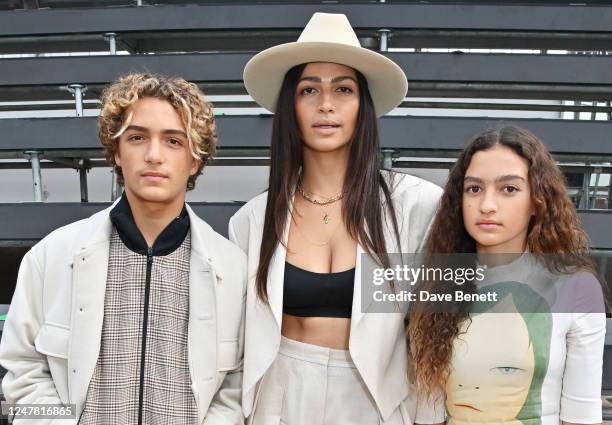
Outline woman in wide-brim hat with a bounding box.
[229,12,445,425]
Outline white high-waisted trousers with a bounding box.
[249,336,410,425]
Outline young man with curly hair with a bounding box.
[0,74,246,425]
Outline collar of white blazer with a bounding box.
[242,12,408,117]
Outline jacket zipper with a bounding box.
[138,247,153,425]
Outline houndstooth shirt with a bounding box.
[80,196,198,425]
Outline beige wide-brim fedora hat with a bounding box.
[243,12,408,117]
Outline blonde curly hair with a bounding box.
[98,73,217,190]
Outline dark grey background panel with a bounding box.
[2,3,612,35]
[3,27,612,55]
[0,202,244,240]
[378,116,612,157]
[3,53,612,87]
[392,53,612,86]
[604,346,612,391]
[0,203,609,249]
[3,0,612,12]
[580,211,612,250]
[0,54,247,86]
[1,116,611,158]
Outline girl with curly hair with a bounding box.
[408,125,607,425]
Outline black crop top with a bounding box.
[283,261,355,318]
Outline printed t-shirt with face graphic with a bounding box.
[444,254,606,425]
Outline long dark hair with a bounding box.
[255,63,401,301]
[408,125,608,395]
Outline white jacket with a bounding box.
[228,172,445,424]
[0,203,247,425]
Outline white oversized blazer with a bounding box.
[0,203,247,425]
[228,172,445,424]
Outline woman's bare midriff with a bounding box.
[281,314,351,350]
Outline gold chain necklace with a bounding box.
[297,185,344,206]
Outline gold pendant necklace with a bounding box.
[292,216,342,247]
[320,200,336,225]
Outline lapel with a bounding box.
[185,207,219,424]
[350,243,367,329]
[241,193,293,417]
[347,199,412,421]
[190,262,217,425]
[68,212,113,406]
[262,195,294,331]
[350,196,403,331]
